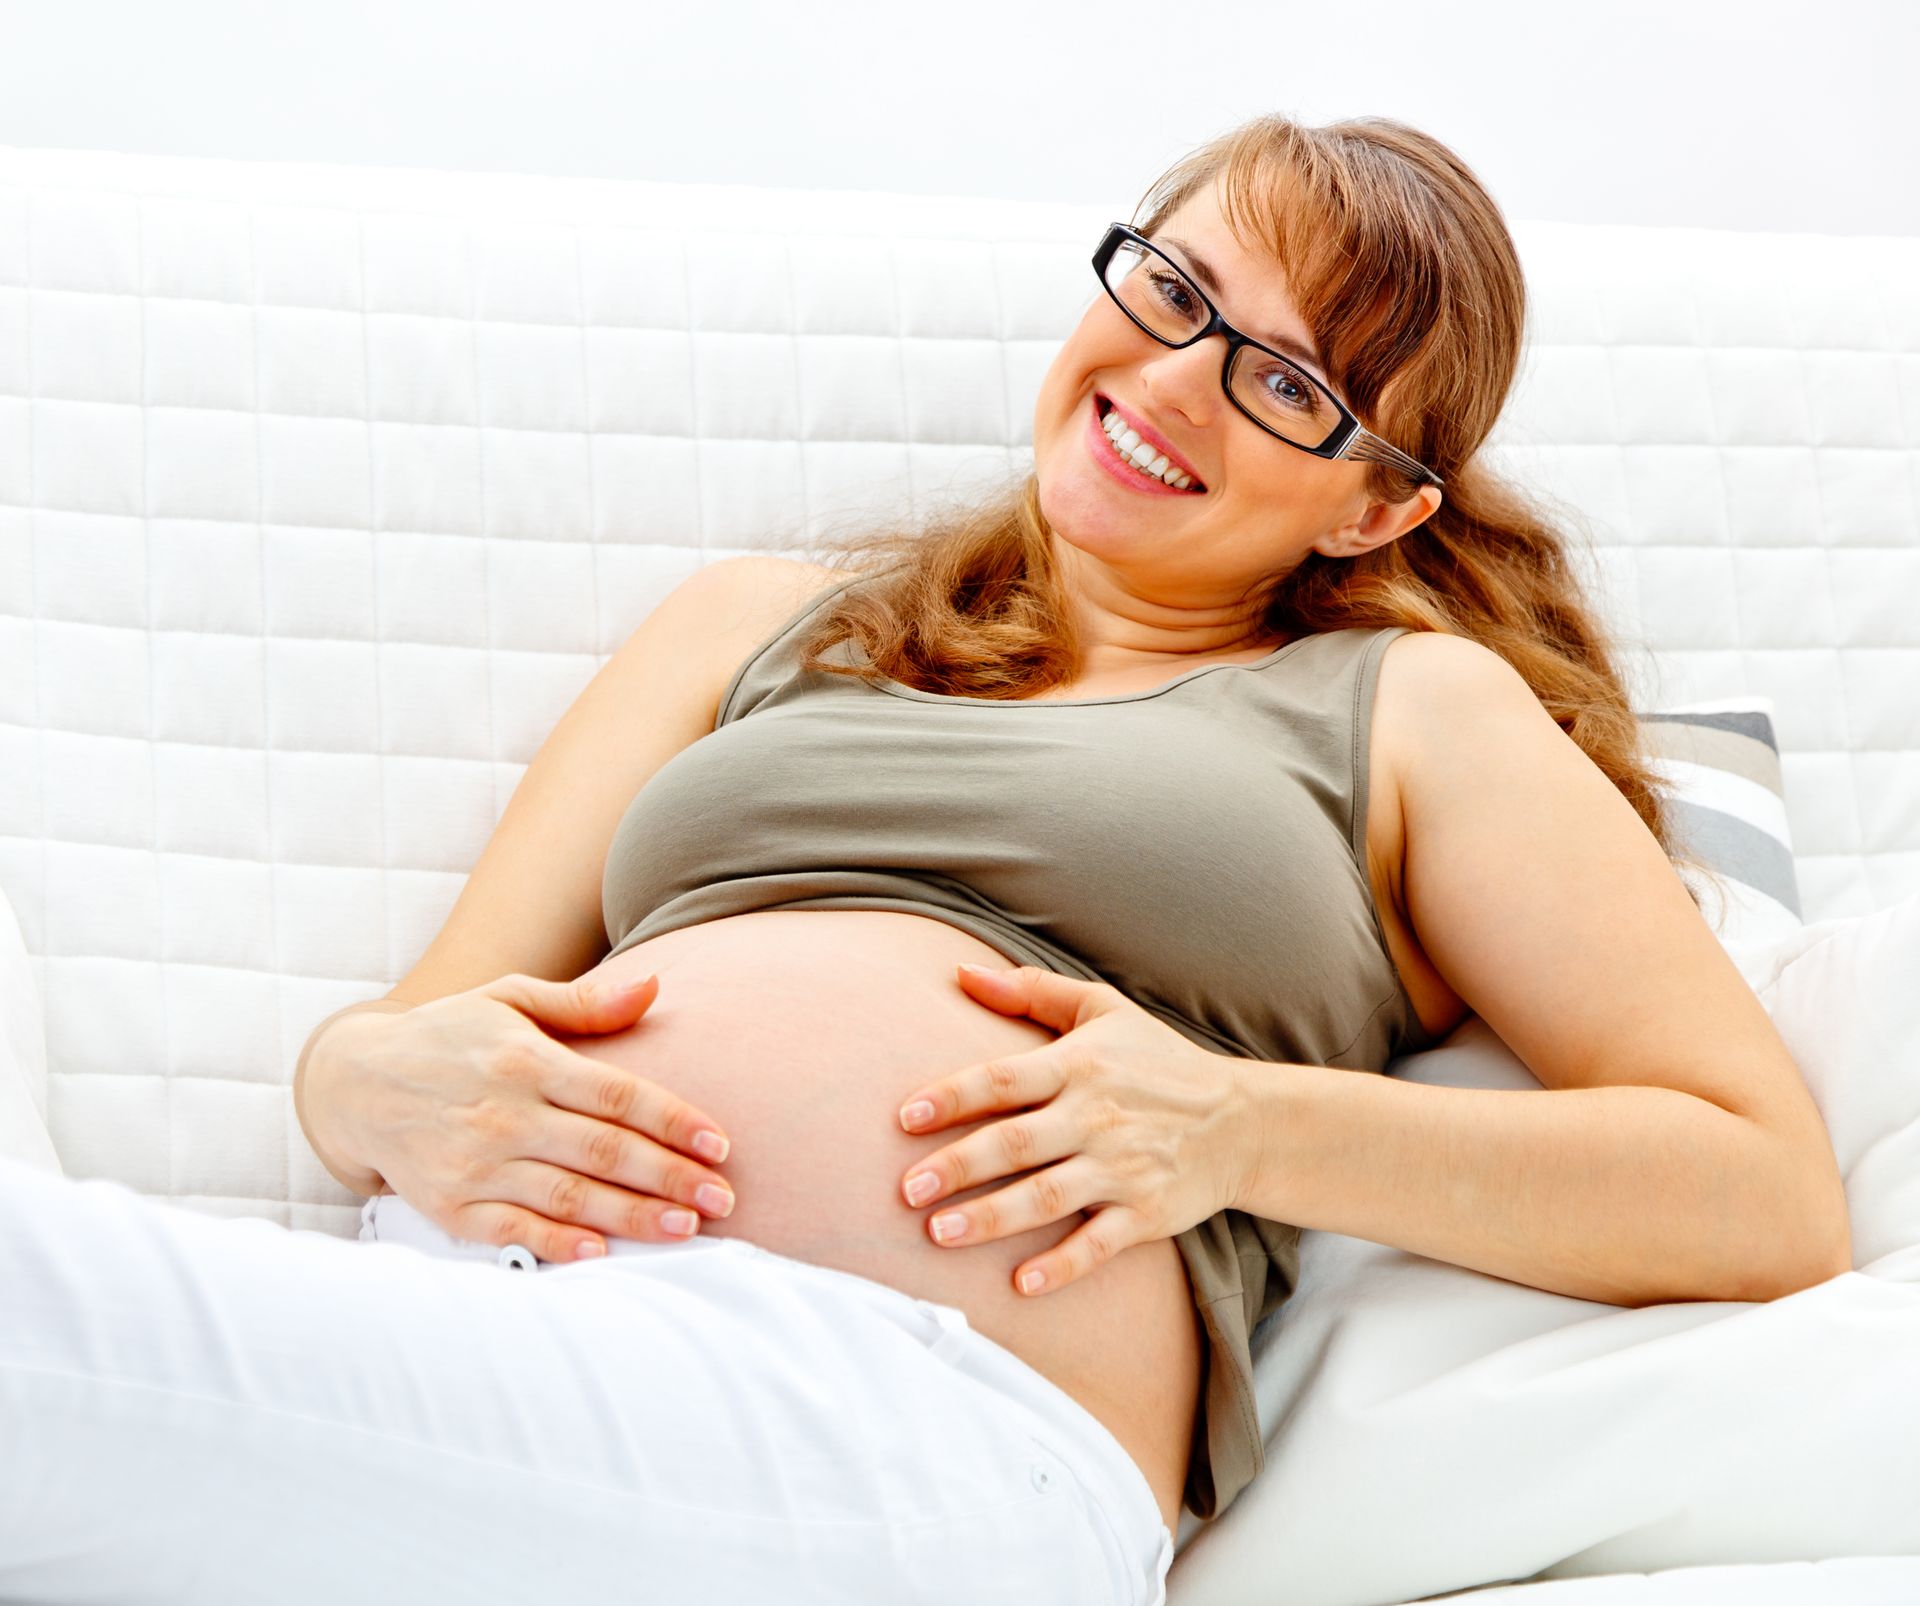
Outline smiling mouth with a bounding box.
[1095,396,1206,493]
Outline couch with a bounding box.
[2,144,1916,1604]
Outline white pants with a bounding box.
[0,1157,1174,1605]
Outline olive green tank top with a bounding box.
[602,568,1443,1523]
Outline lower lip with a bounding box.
[1085,400,1202,497]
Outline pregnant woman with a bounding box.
[4,113,1848,1606]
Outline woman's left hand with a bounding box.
[895,963,1253,1297]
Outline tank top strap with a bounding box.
[716,571,868,727]
[1222,621,1414,859]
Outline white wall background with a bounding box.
[0,0,1913,235]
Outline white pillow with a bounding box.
[1166,889,1920,1606]
[0,881,60,1175]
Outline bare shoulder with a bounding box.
[707,554,850,630]
[668,553,847,691]
[1373,628,1546,774]
[1370,628,1561,856]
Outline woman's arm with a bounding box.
[387,554,837,1003]
[294,554,842,1188]
[1229,632,1851,1307]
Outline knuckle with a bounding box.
[593,1070,639,1124]
[984,1060,1021,1100]
[999,1118,1035,1167]
[547,1172,588,1222]
[624,1198,664,1238]
[492,1037,546,1087]
[659,1103,702,1154]
[582,1123,627,1178]
[1029,1169,1067,1220]
[461,1100,517,1148]
[474,1207,521,1249]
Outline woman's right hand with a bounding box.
[301,971,735,1263]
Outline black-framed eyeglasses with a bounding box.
[1092,222,1444,490]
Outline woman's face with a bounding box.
[1032,177,1439,630]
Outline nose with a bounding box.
[1139,334,1223,427]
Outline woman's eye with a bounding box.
[1149,269,1197,317]
[1260,365,1313,410]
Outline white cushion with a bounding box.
[0,880,58,1174]
[1167,889,1920,1604]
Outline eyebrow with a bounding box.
[1157,234,1329,379]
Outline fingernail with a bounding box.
[1019,1268,1046,1294]
[904,1171,938,1206]
[958,963,996,977]
[663,1209,699,1236]
[693,1131,729,1163]
[930,1211,967,1243]
[899,1101,935,1131]
[575,1240,606,1260]
[695,1183,734,1217]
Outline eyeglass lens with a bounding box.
[1100,237,1344,451]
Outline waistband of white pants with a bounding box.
[670,1233,1176,1606]
[361,1195,1175,1603]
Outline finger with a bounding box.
[900,1105,1073,1209]
[919,1158,1093,1252]
[1011,1205,1140,1297]
[529,1108,735,1221]
[480,1159,714,1249]
[448,1199,613,1267]
[537,1042,732,1166]
[483,968,662,1038]
[897,1048,1066,1135]
[955,963,1118,1036]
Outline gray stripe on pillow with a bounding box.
[1639,723,1785,795]
[1664,797,1802,918]
[1640,709,1776,746]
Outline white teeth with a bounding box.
[1101,407,1197,490]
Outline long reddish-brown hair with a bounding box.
[772,113,1722,916]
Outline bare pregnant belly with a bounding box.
[569,908,1203,1535]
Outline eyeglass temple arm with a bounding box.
[1338,426,1443,489]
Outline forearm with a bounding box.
[294,999,415,1199]
[1231,1063,1847,1307]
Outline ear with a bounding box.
[1315,483,1442,560]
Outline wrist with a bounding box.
[1228,1057,1306,1218]
[295,999,412,1198]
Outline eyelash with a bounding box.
[1146,268,1316,411]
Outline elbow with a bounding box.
[1766,1210,1853,1301]
[1759,1135,1854,1301]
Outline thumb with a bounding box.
[482,969,660,1036]
[956,962,1113,1034]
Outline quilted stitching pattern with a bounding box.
[1,147,1916,1235]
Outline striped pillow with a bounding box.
[1637,696,1803,945]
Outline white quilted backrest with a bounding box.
[2,147,1916,1231]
